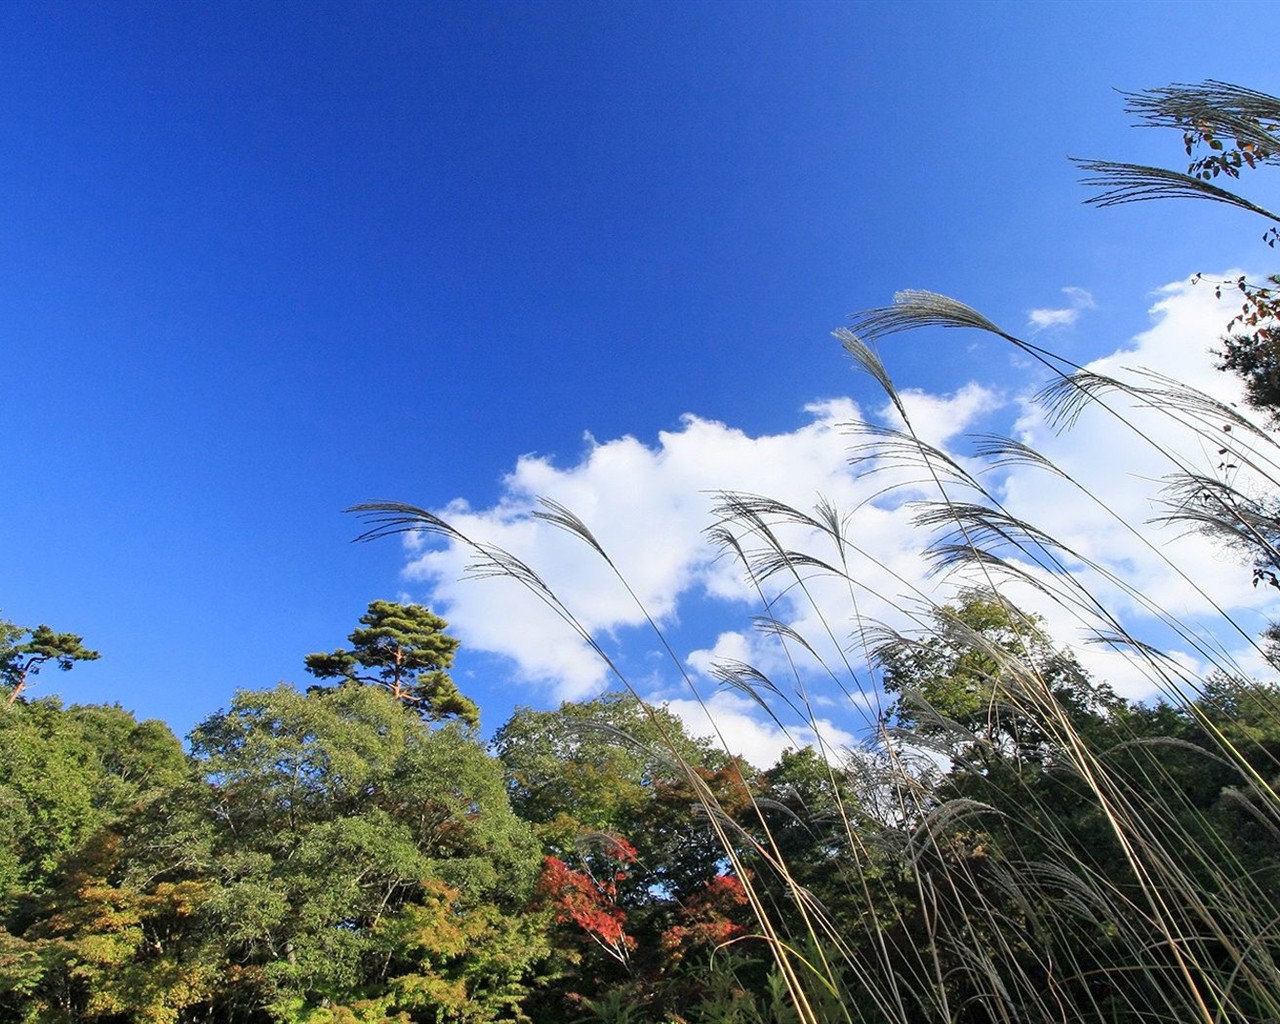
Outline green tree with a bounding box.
[493,692,726,864]
[0,699,190,1023]
[753,747,870,920]
[876,589,1121,769]
[866,588,1280,1023]
[495,693,758,1022]
[189,683,543,1021]
[0,699,185,914]
[304,600,480,727]
[11,684,548,1024]
[1,619,100,703]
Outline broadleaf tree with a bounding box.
[9,683,547,1024]
[876,589,1123,768]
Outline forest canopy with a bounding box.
[2,582,1280,1023]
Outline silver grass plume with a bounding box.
[1075,159,1280,221]
[1123,80,1280,159]
[846,422,985,494]
[845,290,1009,342]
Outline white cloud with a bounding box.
[1028,285,1096,331]
[656,690,859,770]
[401,390,996,755]
[885,381,1002,446]
[404,400,875,700]
[996,273,1276,694]
[1028,308,1078,329]
[402,272,1279,757]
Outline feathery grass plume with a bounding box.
[770,283,1280,1021]
[1074,159,1280,220]
[1124,368,1271,436]
[842,290,1008,343]
[845,284,1280,1022]
[532,496,611,562]
[846,422,985,496]
[835,328,908,424]
[1156,472,1280,564]
[351,509,832,1024]
[969,434,1070,478]
[1076,80,1280,223]
[1035,368,1134,431]
[356,289,1280,1021]
[1122,80,1280,157]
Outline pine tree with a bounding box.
[304,600,480,726]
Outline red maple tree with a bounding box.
[537,835,638,967]
[660,873,750,964]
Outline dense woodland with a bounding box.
[2,590,1280,1024]
[7,81,1280,1024]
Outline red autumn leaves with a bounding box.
[537,834,748,969]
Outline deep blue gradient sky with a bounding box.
[4,1,1277,739]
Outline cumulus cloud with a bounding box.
[884,381,1003,446]
[1028,285,1096,330]
[402,272,1279,758]
[401,389,997,754]
[995,274,1276,692]
[657,690,859,770]
[404,398,873,699]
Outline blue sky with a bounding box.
[4,1,1279,758]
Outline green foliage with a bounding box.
[305,601,480,727]
[877,589,1123,767]
[0,683,552,1023]
[0,698,186,912]
[494,692,722,856]
[495,694,762,1023]
[0,618,100,703]
[188,683,544,1021]
[0,698,190,1023]
[497,690,754,916]
[2,563,1276,1024]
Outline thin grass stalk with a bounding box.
[839,299,1280,1023]
[356,276,1280,1021]
[352,500,837,1024]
